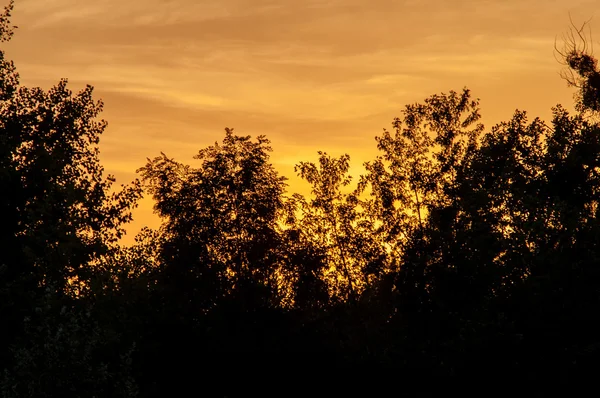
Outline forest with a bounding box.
[2,0,600,396]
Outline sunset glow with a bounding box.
[4,0,594,241]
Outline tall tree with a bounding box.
[138,128,288,312]
[0,1,142,394]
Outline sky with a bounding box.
[3,0,598,243]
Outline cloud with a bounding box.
[7,0,595,239]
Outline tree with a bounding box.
[366,86,600,384]
[0,1,142,394]
[355,89,483,315]
[136,128,294,395]
[138,128,288,314]
[358,88,482,255]
[287,152,389,303]
[0,11,142,298]
[555,17,600,114]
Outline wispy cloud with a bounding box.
[5,0,597,241]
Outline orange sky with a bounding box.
[3,0,597,243]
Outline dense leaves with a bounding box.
[0,2,142,396]
[3,2,600,395]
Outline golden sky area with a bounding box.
[3,0,597,243]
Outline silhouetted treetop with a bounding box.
[137,128,289,312]
[556,17,600,113]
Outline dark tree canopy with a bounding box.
[3,2,600,396]
[0,1,142,396]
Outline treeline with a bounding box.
[2,1,600,396]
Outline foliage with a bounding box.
[4,1,600,394]
[137,128,288,311]
[1,292,138,398]
[287,152,390,303]
[0,1,141,395]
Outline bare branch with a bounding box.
[554,15,600,113]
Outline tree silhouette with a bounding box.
[556,17,600,114]
[0,2,141,395]
[291,152,363,301]
[3,1,600,394]
[138,128,288,311]
[135,128,294,394]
